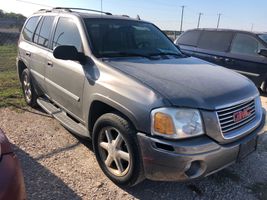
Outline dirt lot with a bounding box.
[0,98,267,200]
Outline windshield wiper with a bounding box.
[101,52,151,59]
[149,52,182,57]
[100,51,182,59]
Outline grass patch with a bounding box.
[0,45,26,108]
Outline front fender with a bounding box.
[87,93,139,132]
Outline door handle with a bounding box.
[47,61,53,67]
[25,52,31,57]
[213,56,224,61]
[224,58,233,63]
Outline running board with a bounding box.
[37,98,89,138]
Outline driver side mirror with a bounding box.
[258,49,267,57]
[53,45,84,62]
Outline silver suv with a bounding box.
[17,7,266,187]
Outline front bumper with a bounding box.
[137,109,266,182]
[0,153,26,200]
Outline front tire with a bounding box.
[92,113,144,187]
[21,68,38,107]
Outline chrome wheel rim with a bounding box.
[23,74,32,102]
[98,127,131,177]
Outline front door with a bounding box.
[226,33,267,87]
[45,17,85,120]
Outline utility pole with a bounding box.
[180,5,185,33]
[251,23,254,32]
[197,13,203,29]
[217,13,222,29]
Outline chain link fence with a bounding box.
[0,14,23,71]
[0,30,19,69]
[0,17,25,108]
[0,29,20,45]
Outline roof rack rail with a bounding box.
[35,9,52,13]
[52,7,112,15]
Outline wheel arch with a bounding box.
[88,95,139,135]
[17,59,28,82]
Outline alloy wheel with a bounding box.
[23,74,32,102]
[97,127,131,177]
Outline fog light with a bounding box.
[184,161,205,178]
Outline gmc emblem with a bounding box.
[233,108,251,123]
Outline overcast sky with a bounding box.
[1,0,266,32]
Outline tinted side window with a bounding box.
[231,33,264,56]
[22,16,39,41]
[33,17,43,44]
[177,30,201,46]
[198,31,233,52]
[52,18,82,51]
[33,16,55,48]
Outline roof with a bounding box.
[187,28,265,35]
[34,7,144,23]
[78,13,144,22]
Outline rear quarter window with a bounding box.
[22,16,39,41]
[177,30,201,46]
[33,16,55,48]
[198,31,233,52]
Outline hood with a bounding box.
[106,57,258,110]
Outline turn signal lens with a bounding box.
[154,112,175,135]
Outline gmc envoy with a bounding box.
[17,7,266,187]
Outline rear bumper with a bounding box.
[137,109,266,182]
[0,153,26,200]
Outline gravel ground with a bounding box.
[0,97,267,200]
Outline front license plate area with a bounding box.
[238,137,257,160]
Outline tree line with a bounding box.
[0,10,26,20]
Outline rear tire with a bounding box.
[21,68,38,107]
[92,113,144,187]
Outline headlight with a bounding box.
[151,108,204,139]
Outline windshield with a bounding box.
[84,18,182,58]
[258,34,267,44]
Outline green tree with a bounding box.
[0,10,26,20]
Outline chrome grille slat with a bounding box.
[220,110,256,126]
[221,115,256,133]
[217,100,254,112]
[217,104,255,117]
[217,99,256,135]
[221,111,255,129]
[219,115,234,121]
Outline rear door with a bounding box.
[194,31,233,66]
[30,16,55,91]
[226,33,266,86]
[19,16,40,76]
[45,16,85,120]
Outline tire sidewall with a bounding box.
[92,113,142,187]
[21,68,37,107]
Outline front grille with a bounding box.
[217,99,256,135]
